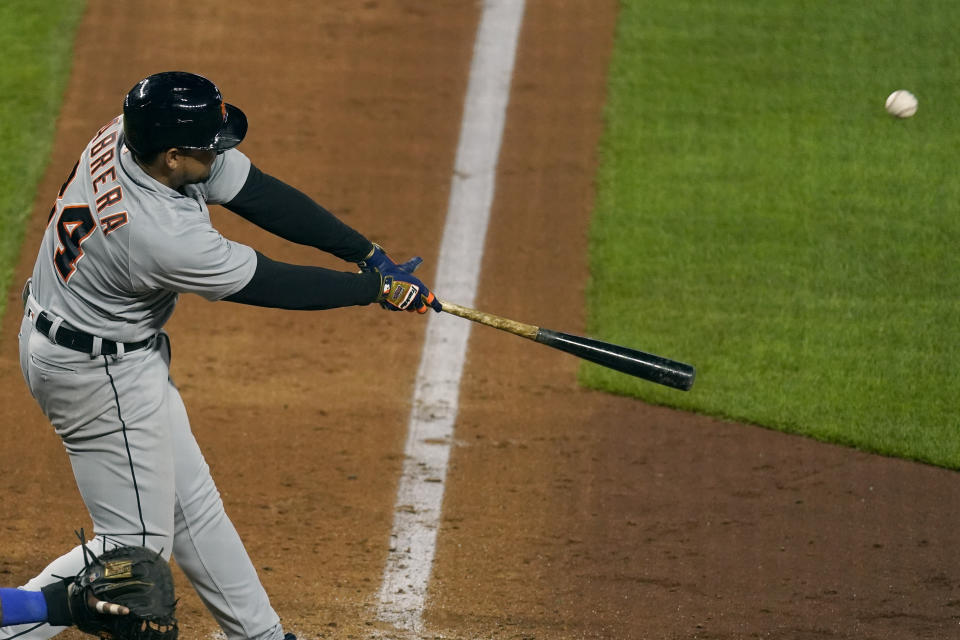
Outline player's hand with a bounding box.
[84,592,175,635]
[362,244,440,313]
[86,592,130,617]
[376,263,441,313]
[358,243,398,274]
[359,243,424,276]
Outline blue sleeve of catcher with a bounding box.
[0,588,48,626]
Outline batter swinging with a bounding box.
[7,71,440,640]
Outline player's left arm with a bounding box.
[223,163,375,263]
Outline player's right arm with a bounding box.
[222,163,375,262]
[200,152,439,312]
[220,161,440,312]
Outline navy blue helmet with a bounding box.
[122,71,247,156]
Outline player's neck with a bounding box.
[135,156,184,192]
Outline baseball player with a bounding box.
[8,71,441,640]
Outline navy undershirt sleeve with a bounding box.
[224,252,382,310]
[223,163,374,263]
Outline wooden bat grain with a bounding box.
[438,299,539,340]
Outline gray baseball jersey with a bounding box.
[8,116,286,640]
[30,115,256,342]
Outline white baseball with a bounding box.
[885,90,918,118]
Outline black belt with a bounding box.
[34,311,152,356]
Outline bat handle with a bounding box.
[438,299,539,340]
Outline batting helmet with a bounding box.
[122,71,248,157]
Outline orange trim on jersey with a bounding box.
[54,205,96,283]
[47,159,81,225]
[90,131,118,159]
[100,211,129,236]
[92,167,118,194]
[95,116,122,138]
[89,148,115,175]
[95,186,123,213]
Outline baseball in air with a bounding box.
[885,90,918,118]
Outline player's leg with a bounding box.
[22,323,177,548]
[2,320,177,640]
[163,374,285,640]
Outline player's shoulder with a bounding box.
[89,115,124,145]
[79,115,125,164]
[198,148,252,204]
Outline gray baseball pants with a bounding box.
[2,307,284,640]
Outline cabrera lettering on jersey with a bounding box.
[100,212,128,235]
[87,119,128,234]
[48,117,130,282]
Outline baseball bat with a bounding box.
[437,299,695,391]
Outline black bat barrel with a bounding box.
[534,328,696,391]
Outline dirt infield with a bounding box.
[1,2,957,639]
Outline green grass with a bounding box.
[0,1,86,318]
[586,0,960,469]
[3,0,956,469]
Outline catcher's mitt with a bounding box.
[42,543,178,640]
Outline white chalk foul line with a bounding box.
[375,0,526,634]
